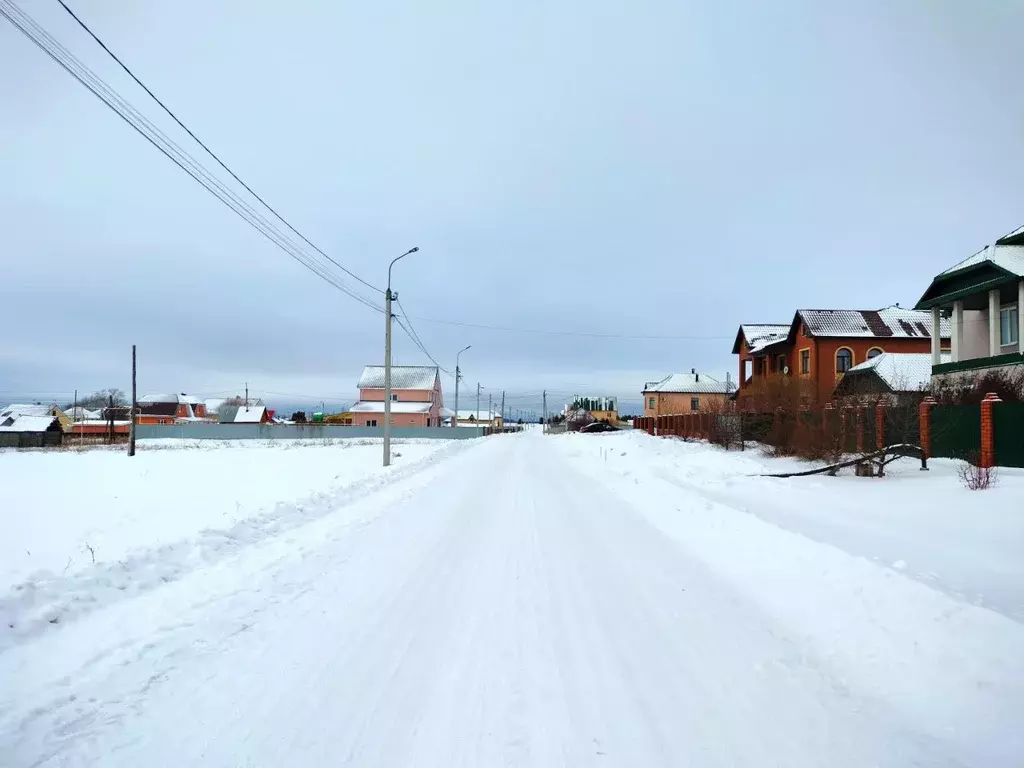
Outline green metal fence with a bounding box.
[993,402,1024,468]
[931,405,981,461]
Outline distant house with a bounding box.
[138,393,210,421]
[569,396,618,423]
[0,403,72,431]
[833,352,950,404]
[350,366,444,427]
[915,224,1024,385]
[641,371,731,416]
[733,307,950,405]
[64,406,101,421]
[455,408,502,428]
[218,404,272,424]
[0,412,63,447]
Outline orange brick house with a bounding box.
[351,365,444,427]
[733,306,951,405]
[136,393,209,423]
[641,370,732,416]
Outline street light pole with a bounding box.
[454,345,470,429]
[384,246,418,467]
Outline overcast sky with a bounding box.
[2,0,1022,409]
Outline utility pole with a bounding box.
[245,382,249,408]
[129,345,137,456]
[500,390,505,428]
[384,247,418,466]
[476,382,481,420]
[543,390,547,433]
[107,394,114,444]
[73,388,78,444]
[488,393,492,423]
[454,345,470,429]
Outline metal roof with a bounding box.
[0,414,59,432]
[642,372,730,394]
[0,404,54,418]
[938,244,1024,279]
[843,352,950,392]
[741,324,791,353]
[357,366,439,390]
[797,307,948,339]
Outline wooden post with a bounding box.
[129,344,137,457]
[918,396,936,469]
[980,392,1001,469]
[875,400,886,450]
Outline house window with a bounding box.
[367,419,377,427]
[836,348,853,373]
[390,393,399,401]
[777,354,787,373]
[799,349,810,374]
[690,397,699,411]
[867,347,883,359]
[649,397,655,409]
[1000,306,1019,346]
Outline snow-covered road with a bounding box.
[4,432,1023,766]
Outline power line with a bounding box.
[0,1,383,313]
[408,314,734,341]
[54,0,382,296]
[393,314,454,377]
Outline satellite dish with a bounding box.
[783,365,790,375]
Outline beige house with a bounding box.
[642,370,731,416]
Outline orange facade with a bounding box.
[356,385,443,428]
[642,391,729,417]
[737,318,941,404]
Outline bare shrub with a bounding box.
[957,456,996,490]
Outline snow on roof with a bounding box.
[229,405,267,423]
[349,400,433,414]
[844,352,950,392]
[642,373,730,394]
[998,224,1024,243]
[797,307,949,339]
[357,366,438,390]
[456,409,497,420]
[740,324,791,354]
[938,244,1024,279]
[1,403,54,418]
[139,393,203,404]
[64,406,100,420]
[0,414,59,432]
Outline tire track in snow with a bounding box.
[0,439,476,651]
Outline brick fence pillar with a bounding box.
[823,402,833,445]
[875,400,886,450]
[918,396,936,469]
[674,414,681,436]
[855,406,865,452]
[980,392,1002,469]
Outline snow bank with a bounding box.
[557,431,1024,760]
[0,438,463,648]
[567,430,1024,620]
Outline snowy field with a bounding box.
[2,438,459,645]
[2,430,1023,766]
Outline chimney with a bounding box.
[695,373,700,382]
[691,367,695,374]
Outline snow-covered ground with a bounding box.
[1,438,458,646]
[2,431,1022,766]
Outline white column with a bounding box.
[1018,280,1024,354]
[989,288,1001,357]
[931,307,941,365]
[951,300,963,362]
